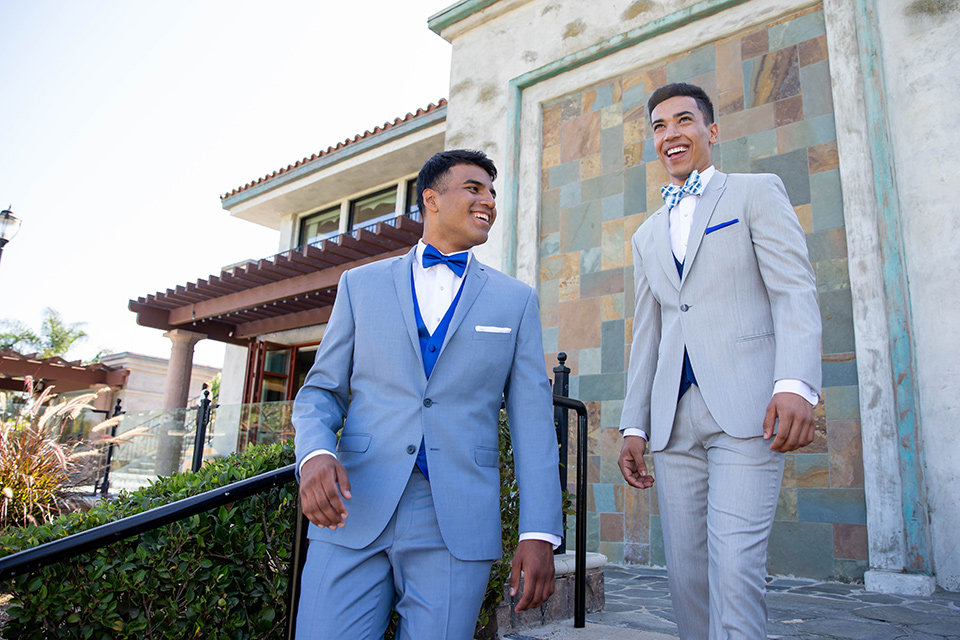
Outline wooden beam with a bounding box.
[235,306,334,339]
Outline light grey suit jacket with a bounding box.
[621,171,822,452]
[292,248,562,561]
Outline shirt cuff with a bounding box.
[621,428,648,441]
[774,379,820,406]
[519,532,562,549]
[298,449,336,475]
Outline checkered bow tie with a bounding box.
[660,170,705,211]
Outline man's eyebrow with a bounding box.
[651,110,696,125]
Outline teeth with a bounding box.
[666,146,688,156]
[474,212,490,222]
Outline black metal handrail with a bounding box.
[0,390,591,632]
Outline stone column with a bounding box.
[155,329,206,476]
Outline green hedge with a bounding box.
[0,413,563,639]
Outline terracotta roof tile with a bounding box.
[221,98,447,200]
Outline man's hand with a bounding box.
[618,436,655,489]
[299,455,352,530]
[509,539,555,612]
[764,392,815,452]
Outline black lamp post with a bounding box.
[0,206,22,266]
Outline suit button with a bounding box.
[428,345,437,353]
[680,304,690,312]
[423,398,433,407]
[407,445,416,455]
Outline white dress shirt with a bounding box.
[623,166,818,441]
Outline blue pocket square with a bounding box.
[705,218,739,234]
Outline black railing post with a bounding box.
[552,352,570,554]
[98,399,123,496]
[192,391,212,473]
[285,498,310,640]
[574,405,587,628]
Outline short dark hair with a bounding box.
[647,83,715,125]
[416,149,497,214]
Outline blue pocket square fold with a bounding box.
[705,218,739,234]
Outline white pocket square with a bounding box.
[475,325,511,334]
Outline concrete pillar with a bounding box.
[155,329,206,476]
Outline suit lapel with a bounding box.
[441,257,488,353]
[681,171,727,286]
[392,248,425,373]
[653,206,681,291]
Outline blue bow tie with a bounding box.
[661,170,705,211]
[422,244,468,277]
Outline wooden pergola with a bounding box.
[0,349,129,394]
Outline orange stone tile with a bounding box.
[582,90,597,114]
[834,523,868,560]
[559,275,580,302]
[646,159,669,186]
[622,71,645,93]
[799,35,829,67]
[796,401,829,453]
[540,252,580,281]
[718,88,744,117]
[612,79,623,104]
[624,118,646,145]
[782,454,796,486]
[794,204,813,234]
[581,154,602,180]
[624,212,647,239]
[542,144,562,170]
[828,420,865,488]
[602,293,624,321]
[647,67,667,89]
[561,110,602,163]
[716,37,744,92]
[741,30,768,60]
[809,140,839,174]
[774,95,804,127]
[600,512,624,541]
[624,316,634,345]
[624,142,645,168]
[543,104,562,148]
[718,103,775,140]
[796,460,830,487]
[542,168,550,192]
[559,297,602,350]
[749,46,801,107]
[601,104,623,129]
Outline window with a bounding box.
[405,178,420,219]
[300,206,340,247]
[350,187,397,231]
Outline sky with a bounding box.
[0,0,453,367]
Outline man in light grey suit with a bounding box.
[618,83,822,640]
[293,149,562,639]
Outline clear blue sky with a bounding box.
[0,0,452,367]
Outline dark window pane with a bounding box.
[406,178,419,217]
[351,187,397,230]
[263,348,289,375]
[300,206,340,246]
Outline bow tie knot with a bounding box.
[422,244,468,277]
[661,170,705,211]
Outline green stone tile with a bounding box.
[822,358,858,387]
[542,326,559,354]
[561,200,601,253]
[587,511,600,552]
[560,181,581,208]
[642,137,659,162]
[776,487,798,520]
[834,559,868,583]
[806,227,848,263]
[601,223,624,268]
[601,399,624,429]
[581,246,602,274]
[778,113,837,154]
[581,176,601,202]
[602,193,625,221]
[824,385,860,421]
[649,514,665,567]
[814,258,850,292]
[599,541,625,564]
[568,375,580,400]
[602,125,625,174]
[819,288,855,354]
[541,188,561,235]
[624,164,648,215]
[593,482,617,512]
[811,168,844,231]
[602,319,626,373]
[600,170,624,197]
[667,44,716,82]
[540,231,560,259]
[752,148,811,206]
[769,10,826,51]
[768,520,834,579]
[797,488,867,524]
[801,59,834,118]
[579,347,602,375]
[549,160,581,188]
[622,82,647,112]
[747,129,779,160]
[715,137,750,174]
[795,453,830,487]
[578,372,626,402]
[593,83,616,111]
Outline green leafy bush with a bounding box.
[0,442,298,639]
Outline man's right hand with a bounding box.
[618,435,655,489]
[300,454,352,529]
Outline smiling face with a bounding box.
[651,95,719,185]
[421,163,497,253]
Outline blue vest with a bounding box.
[411,271,465,480]
[675,256,698,399]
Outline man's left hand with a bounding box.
[763,392,815,452]
[509,539,555,612]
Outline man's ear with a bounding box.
[708,122,719,145]
[422,188,439,214]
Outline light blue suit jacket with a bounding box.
[292,248,562,561]
[622,172,822,451]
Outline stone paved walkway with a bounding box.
[505,564,960,639]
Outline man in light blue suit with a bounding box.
[618,84,822,640]
[293,149,562,639]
